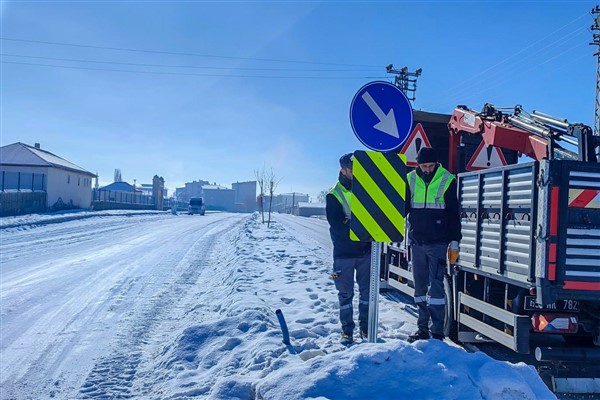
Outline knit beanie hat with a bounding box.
[416,147,437,164]
[339,153,354,168]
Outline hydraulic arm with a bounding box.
[448,104,600,172]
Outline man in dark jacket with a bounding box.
[326,153,371,345]
[406,147,462,342]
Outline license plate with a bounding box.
[524,296,580,312]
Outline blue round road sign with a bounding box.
[350,81,414,152]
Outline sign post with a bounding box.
[349,81,413,343]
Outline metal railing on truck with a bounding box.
[454,159,600,354]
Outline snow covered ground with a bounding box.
[0,210,555,399]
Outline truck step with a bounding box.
[535,346,600,363]
[552,377,600,394]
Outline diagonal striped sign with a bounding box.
[568,188,600,208]
[350,151,407,242]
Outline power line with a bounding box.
[0,53,380,72]
[421,11,590,110]
[423,28,589,110]
[1,60,388,79]
[443,35,588,107]
[454,51,590,109]
[0,37,381,68]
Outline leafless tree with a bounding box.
[254,167,266,223]
[317,189,329,203]
[114,168,122,182]
[267,168,281,228]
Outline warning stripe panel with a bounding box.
[357,154,406,211]
[349,194,391,242]
[350,185,399,242]
[366,151,407,199]
[568,189,600,208]
[352,183,401,241]
[352,163,401,241]
[350,151,407,243]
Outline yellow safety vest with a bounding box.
[407,167,455,209]
[329,182,352,220]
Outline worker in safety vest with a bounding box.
[406,147,462,343]
[326,153,371,345]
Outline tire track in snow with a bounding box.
[0,213,243,399]
[76,215,245,399]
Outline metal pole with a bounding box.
[367,241,381,343]
[591,6,600,136]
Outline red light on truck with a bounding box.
[531,313,578,333]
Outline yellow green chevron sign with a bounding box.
[350,151,407,242]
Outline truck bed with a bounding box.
[458,160,600,304]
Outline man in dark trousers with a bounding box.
[406,147,462,342]
[326,153,371,345]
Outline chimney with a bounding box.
[34,143,41,149]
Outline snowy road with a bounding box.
[0,211,554,400]
[1,212,246,399]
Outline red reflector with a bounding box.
[550,187,559,236]
[548,263,556,281]
[563,281,600,291]
[531,313,578,333]
[548,243,557,263]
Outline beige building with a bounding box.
[0,142,96,210]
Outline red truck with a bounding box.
[382,105,600,364]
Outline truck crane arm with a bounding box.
[448,105,551,159]
[447,104,599,172]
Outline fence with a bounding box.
[0,192,47,216]
[92,189,156,211]
[93,189,154,205]
[0,171,46,192]
[0,172,47,216]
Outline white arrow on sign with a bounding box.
[361,91,399,138]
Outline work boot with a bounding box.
[407,330,430,343]
[431,333,445,341]
[360,329,368,340]
[340,333,353,345]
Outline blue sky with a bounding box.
[1,1,597,199]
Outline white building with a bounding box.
[297,201,326,217]
[181,180,209,202]
[0,142,96,210]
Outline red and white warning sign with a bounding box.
[399,123,432,167]
[466,141,508,171]
[568,189,600,208]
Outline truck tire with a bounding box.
[443,275,458,341]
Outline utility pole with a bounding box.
[291,192,295,215]
[591,6,600,136]
[385,64,422,101]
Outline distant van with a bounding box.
[188,197,206,215]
